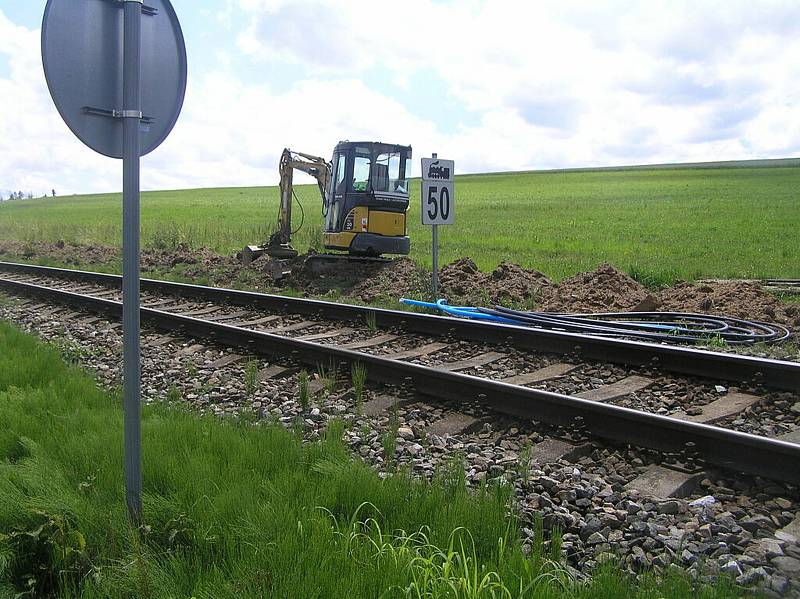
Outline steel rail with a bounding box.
[1,261,799,392]
[1,275,800,484]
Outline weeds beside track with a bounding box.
[0,321,743,598]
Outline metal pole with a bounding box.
[122,0,142,521]
[431,153,439,298]
[431,225,439,297]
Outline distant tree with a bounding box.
[26,192,33,199]
[52,189,56,197]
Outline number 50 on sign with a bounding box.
[421,158,455,225]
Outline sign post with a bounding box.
[421,154,455,298]
[122,0,143,518]
[42,0,187,521]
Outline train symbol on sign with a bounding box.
[427,160,450,180]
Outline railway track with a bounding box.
[0,260,799,486]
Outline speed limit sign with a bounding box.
[421,157,455,225]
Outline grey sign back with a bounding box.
[41,0,187,159]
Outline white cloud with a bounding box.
[0,10,118,197]
[1,1,800,197]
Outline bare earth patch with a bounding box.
[659,281,800,329]
[0,240,795,333]
[538,263,658,313]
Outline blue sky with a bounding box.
[1,0,800,196]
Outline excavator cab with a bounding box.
[322,141,412,256]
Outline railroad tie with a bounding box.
[501,362,580,386]
[530,438,593,464]
[92,289,119,298]
[299,327,354,342]
[258,364,298,381]
[178,343,205,357]
[425,413,481,437]
[38,305,68,318]
[575,375,653,402]
[233,314,282,327]
[161,302,197,312]
[264,320,316,334]
[340,334,399,350]
[208,353,248,369]
[62,284,96,293]
[361,394,410,416]
[203,309,251,323]
[181,305,226,317]
[148,335,177,348]
[77,316,102,326]
[383,341,449,360]
[436,351,506,372]
[624,464,701,499]
[672,392,761,424]
[142,298,178,308]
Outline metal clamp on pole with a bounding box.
[83,106,154,123]
[116,109,144,119]
[103,0,158,16]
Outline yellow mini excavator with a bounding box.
[241,141,413,266]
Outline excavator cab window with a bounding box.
[374,151,406,193]
[326,152,348,232]
[352,153,370,192]
[334,153,347,194]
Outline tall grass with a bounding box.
[0,321,741,598]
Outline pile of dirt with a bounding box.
[347,258,427,302]
[343,256,554,306]
[0,240,235,273]
[0,240,117,266]
[489,261,553,305]
[140,244,231,271]
[539,263,659,313]
[438,257,485,302]
[437,257,552,305]
[659,281,800,328]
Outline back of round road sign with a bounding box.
[41,0,187,159]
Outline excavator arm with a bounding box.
[240,148,331,264]
[274,149,331,248]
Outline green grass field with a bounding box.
[0,320,741,598]
[2,163,799,282]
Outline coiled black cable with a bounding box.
[481,307,791,345]
[399,299,790,345]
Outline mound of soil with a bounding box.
[660,281,800,328]
[539,263,659,313]
[0,240,117,266]
[438,257,484,301]
[347,258,427,302]
[489,261,553,305]
[437,257,552,305]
